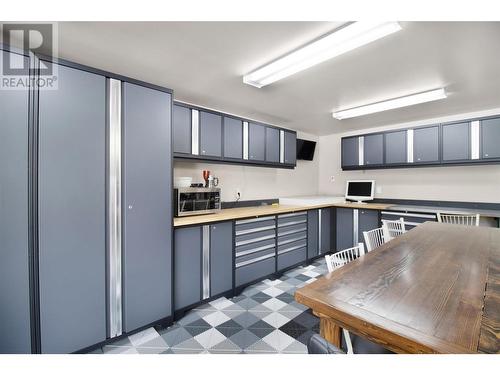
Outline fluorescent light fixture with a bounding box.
[243,22,402,88]
[332,88,447,120]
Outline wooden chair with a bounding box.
[324,243,365,354]
[382,218,406,240]
[437,213,480,226]
[363,227,386,252]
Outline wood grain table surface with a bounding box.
[295,221,500,354]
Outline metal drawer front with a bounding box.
[235,238,276,256]
[277,219,307,228]
[278,232,307,247]
[235,257,275,287]
[278,239,307,255]
[278,212,307,225]
[277,222,307,236]
[235,247,276,266]
[381,211,436,224]
[235,224,275,236]
[235,229,276,247]
[277,246,307,271]
[236,216,275,226]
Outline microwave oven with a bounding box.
[174,187,221,217]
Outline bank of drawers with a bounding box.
[381,210,437,231]
[277,212,307,271]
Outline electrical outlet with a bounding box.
[330,175,335,183]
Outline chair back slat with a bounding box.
[437,213,480,226]
[382,218,406,240]
[363,227,386,252]
[325,243,365,272]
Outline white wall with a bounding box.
[318,108,500,203]
[174,131,319,202]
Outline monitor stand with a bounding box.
[355,201,368,204]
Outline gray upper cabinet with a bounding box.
[265,127,280,163]
[199,111,222,157]
[442,122,470,162]
[173,104,192,154]
[481,117,500,159]
[223,117,243,159]
[248,122,266,161]
[38,62,106,353]
[384,130,407,164]
[363,134,383,166]
[342,137,359,167]
[0,50,32,354]
[210,222,233,296]
[284,131,297,165]
[413,125,439,163]
[122,83,172,333]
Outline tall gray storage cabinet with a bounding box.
[38,62,107,353]
[122,82,172,333]
[0,50,32,353]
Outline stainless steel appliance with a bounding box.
[174,187,221,217]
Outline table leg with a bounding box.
[318,314,341,347]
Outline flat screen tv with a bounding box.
[296,139,316,161]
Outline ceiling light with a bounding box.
[332,88,447,120]
[243,22,402,88]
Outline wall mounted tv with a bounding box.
[296,139,316,161]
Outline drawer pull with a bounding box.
[381,211,436,219]
[278,235,307,246]
[277,219,307,228]
[278,228,307,237]
[236,243,275,258]
[236,234,275,247]
[236,224,276,236]
[278,245,306,256]
[236,216,275,225]
[278,212,307,219]
[236,253,275,268]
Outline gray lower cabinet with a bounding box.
[0,50,32,354]
[336,208,354,251]
[384,130,407,164]
[481,117,500,159]
[307,210,319,259]
[210,222,233,296]
[38,62,106,353]
[265,127,280,163]
[284,131,297,165]
[363,134,383,166]
[248,122,266,161]
[358,209,380,244]
[223,117,243,159]
[174,227,202,310]
[319,208,334,254]
[173,104,192,154]
[122,83,172,333]
[199,111,222,157]
[413,125,440,163]
[442,122,470,162]
[342,137,359,167]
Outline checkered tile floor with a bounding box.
[94,259,328,354]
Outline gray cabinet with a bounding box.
[384,130,407,164]
[38,62,106,353]
[413,126,439,163]
[442,122,469,162]
[358,210,379,243]
[342,137,359,167]
[481,117,500,159]
[0,50,32,354]
[174,227,202,310]
[284,131,297,165]
[336,208,379,250]
[336,208,354,251]
[122,83,172,333]
[363,134,383,166]
[173,104,192,154]
[199,111,222,157]
[307,210,319,259]
[223,117,243,159]
[210,222,233,296]
[248,122,266,161]
[265,127,280,163]
[319,208,334,254]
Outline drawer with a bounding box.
[381,211,436,226]
[235,256,275,287]
[235,228,276,247]
[235,237,275,256]
[277,222,307,237]
[277,231,307,247]
[235,246,275,265]
[277,246,306,271]
[235,216,275,231]
[277,212,307,226]
[278,239,307,254]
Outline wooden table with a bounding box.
[295,222,500,353]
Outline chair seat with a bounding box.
[307,334,345,354]
[342,333,394,354]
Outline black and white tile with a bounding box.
[96,259,327,354]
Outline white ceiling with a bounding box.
[56,21,500,135]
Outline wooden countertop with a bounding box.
[173,202,393,227]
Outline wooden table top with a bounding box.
[295,221,500,354]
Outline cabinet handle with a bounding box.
[485,153,489,157]
[417,158,421,161]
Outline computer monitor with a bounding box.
[345,180,375,203]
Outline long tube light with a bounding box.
[332,88,447,120]
[243,22,402,88]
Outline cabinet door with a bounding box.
[248,122,266,161]
[172,104,192,154]
[210,222,233,296]
[320,208,333,254]
[0,50,31,353]
[307,210,319,259]
[358,210,380,244]
[413,126,439,163]
[174,227,202,310]
[265,127,280,163]
[341,137,359,167]
[223,117,243,159]
[284,131,297,165]
[481,117,500,159]
[199,111,222,157]
[363,134,383,166]
[336,208,354,251]
[384,130,407,164]
[442,122,469,162]
[122,83,172,332]
[38,62,106,353]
